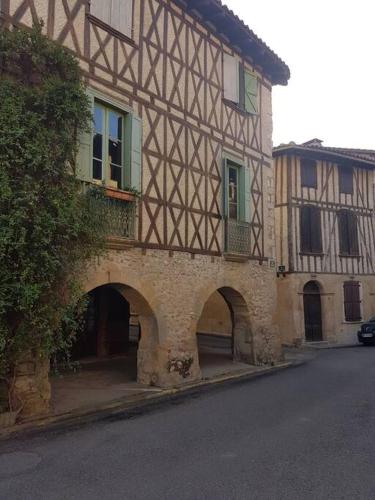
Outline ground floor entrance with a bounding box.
[303,281,323,342]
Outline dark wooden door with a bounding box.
[303,282,323,342]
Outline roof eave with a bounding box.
[273,146,375,168]
[176,0,290,86]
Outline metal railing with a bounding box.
[81,181,136,240]
[225,218,251,256]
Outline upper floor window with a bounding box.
[77,92,142,193]
[339,166,353,194]
[301,159,317,188]
[223,54,258,114]
[300,206,322,254]
[343,281,361,322]
[90,0,133,38]
[338,210,359,256]
[223,158,251,223]
[93,103,125,189]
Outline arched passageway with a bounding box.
[196,287,254,376]
[51,282,159,414]
[303,281,323,342]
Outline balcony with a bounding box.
[82,182,137,248]
[224,218,251,261]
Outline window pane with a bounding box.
[109,139,122,166]
[109,112,122,141]
[111,164,122,186]
[93,134,103,160]
[228,167,238,220]
[93,159,102,180]
[94,105,103,134]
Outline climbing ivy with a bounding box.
[0,24,104,410]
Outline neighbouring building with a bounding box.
[1,0,290,416]
[274,139,375,346]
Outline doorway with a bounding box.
[303,281,323,342]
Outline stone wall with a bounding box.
[276,273,375,345]
[83,247,282,384]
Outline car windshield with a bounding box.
[369,317,375,322]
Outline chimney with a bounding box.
[302,138,324,147]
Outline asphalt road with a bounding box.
[1,346,375,500]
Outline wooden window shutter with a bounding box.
[239,166,251,223]
[339,167,353,194]
[338,211,349,254]
[222,158,229,218]
[300,206,311,253]
[129,115,142,192]
[90,0,110,25]
[344,282,361,322]
[223,54,239,103]
[301,159,317,188]
[76,93,94,182]
[244,71,258,114]
[348,212,359,255]
[310,207,322,253]
[111,0,133,37]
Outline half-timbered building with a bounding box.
[274,140,375,346]
[1,0,290,415]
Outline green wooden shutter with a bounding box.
[244,71,258,114]
[130,115,142,192]
[222,158,229,218]
[76,93,94,181]
[241,166,251,223]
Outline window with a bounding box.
[338,210,359,256]
[223,54,258,114]
[228,164,240,220]
[300,206,322,254]
[344,281,361,322]
[339,167,353,194]
[77,92,142,193]
[224,158,251,223]
[93,102,125,189]
[301,159,317,188]
[90,0,133,38]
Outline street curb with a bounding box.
[0,360,305,443]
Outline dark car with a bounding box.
[358,317,375,345]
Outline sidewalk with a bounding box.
[0,348,309,441]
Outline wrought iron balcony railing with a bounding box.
[81,181,137,241]
[225,218,251,256]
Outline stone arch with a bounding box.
[195,284,254,366]
[81,276,161,386]
[218,287,254,364]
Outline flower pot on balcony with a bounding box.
[104,187,136,202]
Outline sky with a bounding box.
[223,0,375,149]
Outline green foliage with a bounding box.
[0,23,104,407]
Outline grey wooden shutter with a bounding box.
[339,167,353,194]
[110,0,133,37]
[223,54,239,103]
[310,207,322,253]
[348,212,359,255]
[300,206,311,253]
[301,159,317,188]
[91,0,111,25]
[338,211,349,254]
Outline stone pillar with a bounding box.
[12,354,50,417]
